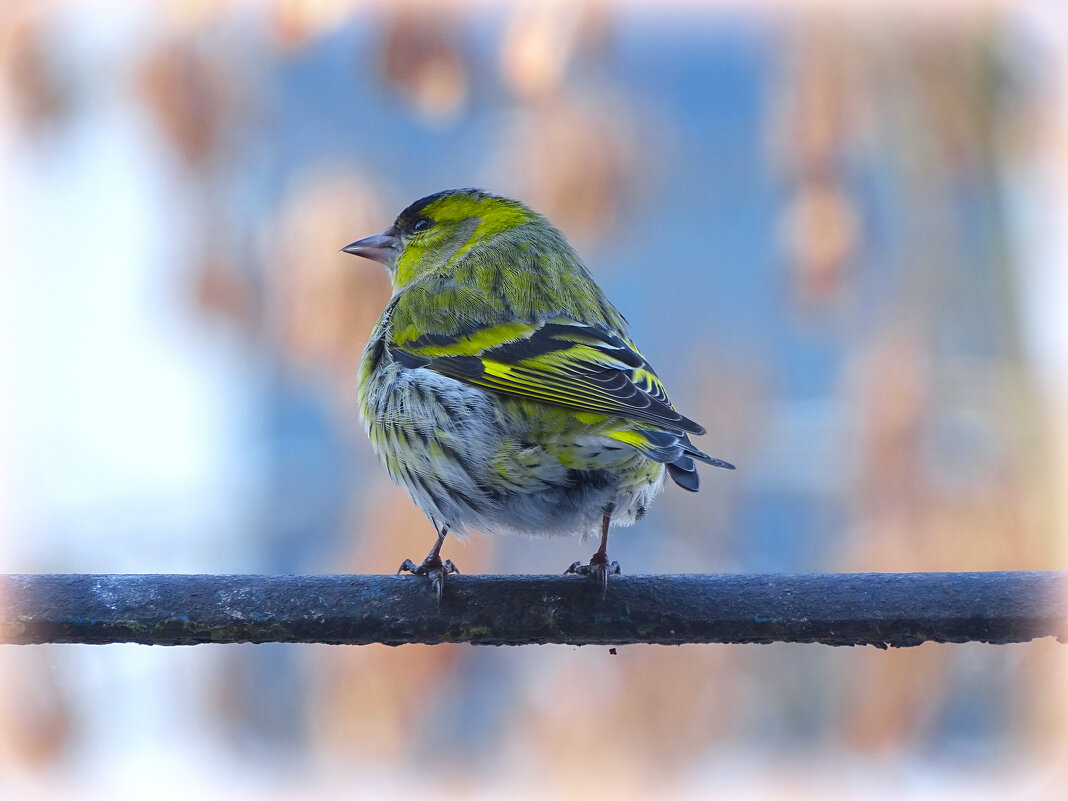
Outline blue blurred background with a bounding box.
[2,1,1067,798]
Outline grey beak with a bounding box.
[341,229,399,265]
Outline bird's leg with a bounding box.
[565,506,621,594]
[398,523,459,602]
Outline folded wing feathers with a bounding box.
[392,318,708,435]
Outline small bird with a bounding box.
[343,189,733,598]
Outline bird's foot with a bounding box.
[398,555,459,602]
[565,553,621,596]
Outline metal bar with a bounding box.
[1,572,1066,647]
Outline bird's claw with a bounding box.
[564,555,621,596]
[398,556,459,602]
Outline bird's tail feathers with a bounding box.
[608,427,734,492]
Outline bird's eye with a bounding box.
[412,217,433,233]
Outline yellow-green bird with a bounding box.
[343,189,733,598]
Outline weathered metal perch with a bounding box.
[3,572,1066,647]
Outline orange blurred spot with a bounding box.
[136,38,227,169]
[379,7,468,123]
[778,179,860,306]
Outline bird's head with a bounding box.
[342,189,541,290]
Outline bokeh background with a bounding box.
[2,0,1068,798]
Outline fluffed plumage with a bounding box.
[343,189,732,595]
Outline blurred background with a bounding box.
[2,0,1067,798]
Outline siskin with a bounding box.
[343,189,733,598]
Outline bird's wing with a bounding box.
[391,317,706,436]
